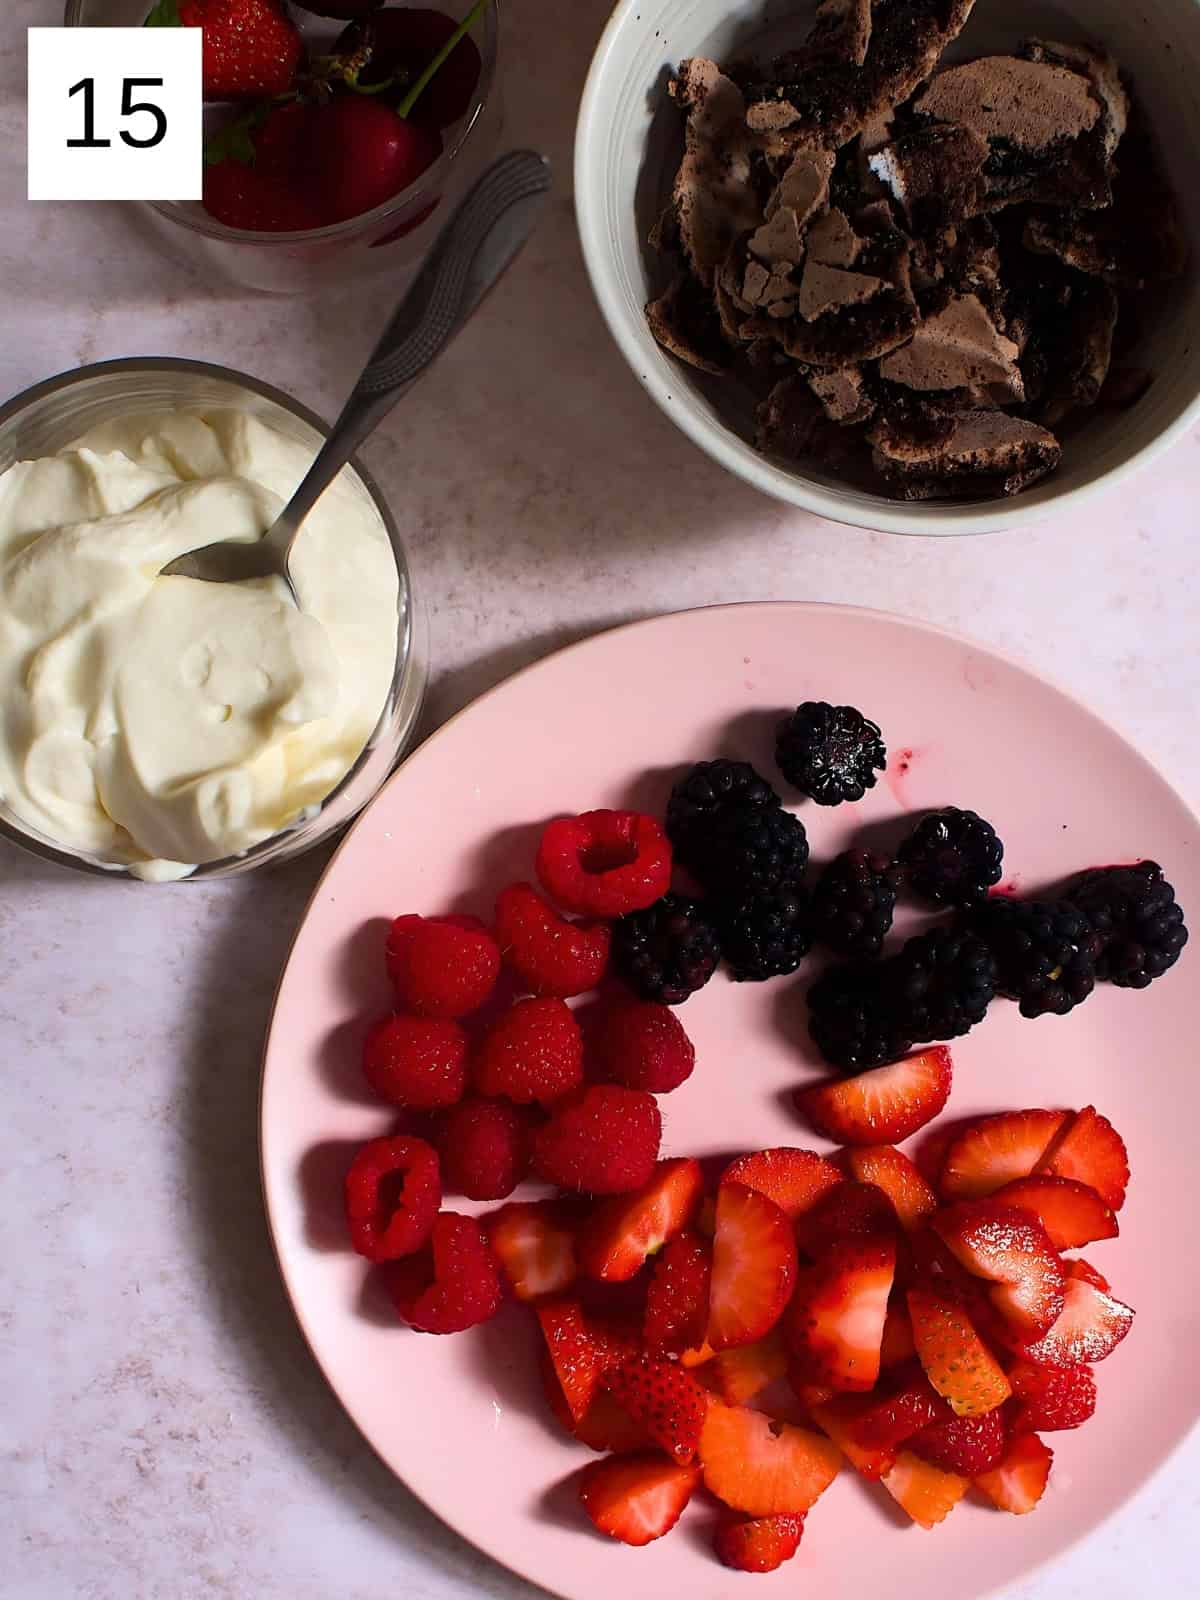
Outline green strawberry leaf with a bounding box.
[144,0,181,24]
[203,104,269,167]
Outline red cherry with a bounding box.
[308,97,442,224]
[339,8,484,130]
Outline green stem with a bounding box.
[396,0,489,119]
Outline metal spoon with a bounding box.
[163,151,552,601]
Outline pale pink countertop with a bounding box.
[1,3,1197,1597]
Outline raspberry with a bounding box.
[438,1095,530,1200]
[385,913,500,1018]
[361,1014,468,1109]
[473,997,584,1105]
[531,1085,663,1194]
[387,1212,503,1334]
[593,1001,696,1094]
[536,810,672,918]
[343,1135,441,1263]
[495,882,611,997]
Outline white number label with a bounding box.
[28,28,202,202]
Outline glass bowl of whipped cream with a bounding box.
[0,358,426,881]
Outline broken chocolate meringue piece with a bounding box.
[810,366,877,423]
[757,374,865,467]
[807,208,862,267]
[745,258,800,311]
[807,0,873,67]
[748,206,806,266]
[1024,39,1129,161]
[671,59,765,287]
[745,0,978,151]
[868,123,989,232]
[768,148,836,224]
[1036,278,1119,426]
[798,260,887,321]
[878,292,1024,402]
[914,54,1114,211]
[646,274,731,375]
[871,408,1062,498]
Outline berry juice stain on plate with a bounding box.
[261,602,1199,1600]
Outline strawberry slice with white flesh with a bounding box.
[699,1401,841,1516]
[990,1174,1118,1250]
[787,1183,897,1393]
[939,1109,1069,1200]
[795,1047,952,1146]
[934,1201,1066,1336]
[486,1201,577,1301]
[707,1182,797,1351]
[1015,1258,1134,1367]
[578,1453,700,1545]
[973,1432,1053,1513]
[1036,1105,1130,1210]
[577,1157,703,1282]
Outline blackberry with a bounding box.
[806,963,915,1072]
[693,803,810,898]
[969,897,1103,1017]
[897,807,1004,906]
[775,702,887,806]
[665,759,781,872]
[810,850,899,960]
[612,893,722,1005]
[1066,862,1188,989]
[883,926,997,1042]
[720,879,813,982]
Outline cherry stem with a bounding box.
[395,0,489,120]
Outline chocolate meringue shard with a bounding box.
[870,409,1062,498]
[807,208,862,268]
[671,59,765,287]
[1036,278,1119,427]
[748,206,807,266]
[1023,39,1129,160]
[810,366,877,423]
[798,260,887,321]
[758,374,864,467]
[645,274,731,375]
[878,293,1024,402]
[745,0,978,151]
[808,0,874,67]
[769,148,836,224]
[868,124,989,232]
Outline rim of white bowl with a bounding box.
[574,1,1200,537]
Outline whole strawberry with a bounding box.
[148,0,303,101]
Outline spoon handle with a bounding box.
[271,151,552,547]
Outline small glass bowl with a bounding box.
[0,358,427,880]
[63,0,502,295]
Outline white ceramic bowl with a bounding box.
[576,0,1200,533]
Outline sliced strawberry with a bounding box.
[810,1393,898,1480]
[702,1330,788,1405]
[578,1157,703,1282]
[848,1365,954,1450]
[934,1201,1066,1336]
[536,1298,635,1423]
[1068,1258,1111,1291]
[990,1174,1118,1250]
[680,1339,716,1368]
[714,1513,805,1572]
[486,1201,577,1302]
[907,1287,1012,1416]
[911,1407,1007,1475]
[605,1352,709,1465]
[796,1047,953,1146]
[577,1453,700,1545]
[699,1402,842,1516]
[940,1110,1069,1200]
[1014,1259,1134,1367]
[539,1350,648,1453]
[1008,1360,1097,1433]
[1037,1105,1130,1210]
[973,1432,1053,1513]
[708,1182,798,1352]
[722,1147,843,1219]
[786,1183,896,1392]
[879,1299,917,1367]
[644,1230,711,1356]
[881,1450,970,1527]
[845,1144,939,1231]
[787,1367,836,1414]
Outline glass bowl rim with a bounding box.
[0,355,419,882]
[61,0,500,246]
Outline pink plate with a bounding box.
[261,602,1200,1599]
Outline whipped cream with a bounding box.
[0,408,399,879]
